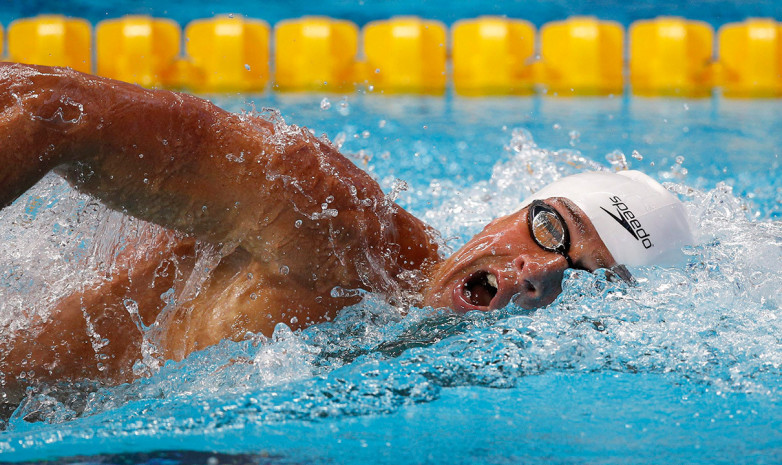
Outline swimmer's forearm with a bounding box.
[0,63,82,207]
[0,62,270,240]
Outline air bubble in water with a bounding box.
[320,98,331,110]
[631,150,643,161]
[279,265,289,275]
[294,219,303,228]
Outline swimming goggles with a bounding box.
[527,200,635,284]
[527,200,574,268]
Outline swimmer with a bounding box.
[0,63,693,397]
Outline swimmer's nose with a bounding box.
[510,254,565,308]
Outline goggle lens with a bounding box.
[531,209,566,251]
[528,201,572,268]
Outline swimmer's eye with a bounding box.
[527,200,573,268]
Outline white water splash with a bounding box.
[0,130,779,436]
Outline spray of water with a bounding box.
[0,129,779,442]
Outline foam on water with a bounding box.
[0,126,780,460]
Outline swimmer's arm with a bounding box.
[0,62,354,243]
[0,63,439,293]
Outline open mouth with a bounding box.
[461,270,499,308]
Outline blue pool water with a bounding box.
[2,0,782,463]
[1,92,780,463]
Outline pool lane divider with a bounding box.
[2,14,781,97]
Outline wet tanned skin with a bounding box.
[0,63,615,392]
[0,63,439,391]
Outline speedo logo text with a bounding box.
[601,196,653,249]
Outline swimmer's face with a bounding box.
[422,197,617,312]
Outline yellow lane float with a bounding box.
[8,15,92,73]
[96,16,181,88]
[275,16,359,91]
[363,16,447,94]
[718,18,782,97]
[452,16,536,95]
[185,15,270,92]
[539,16,624,95]
[630,17,714,96]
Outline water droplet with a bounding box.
[290,316,298,324]
[568,130,580,147]
[138,153,144,158]
[338,99,350,116]
[361,130,370,139]
[320,98,331,110]
[294,219,303,228]
[225,152,245,163]
[279,265,289,275]
[250,293,258,301]
[244,64,251,71]
[606,150,629,171]
[631,150,643,161]
[378,119,386,128]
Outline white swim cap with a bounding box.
[520,170,694,266]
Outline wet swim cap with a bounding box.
[520,170,694,266]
